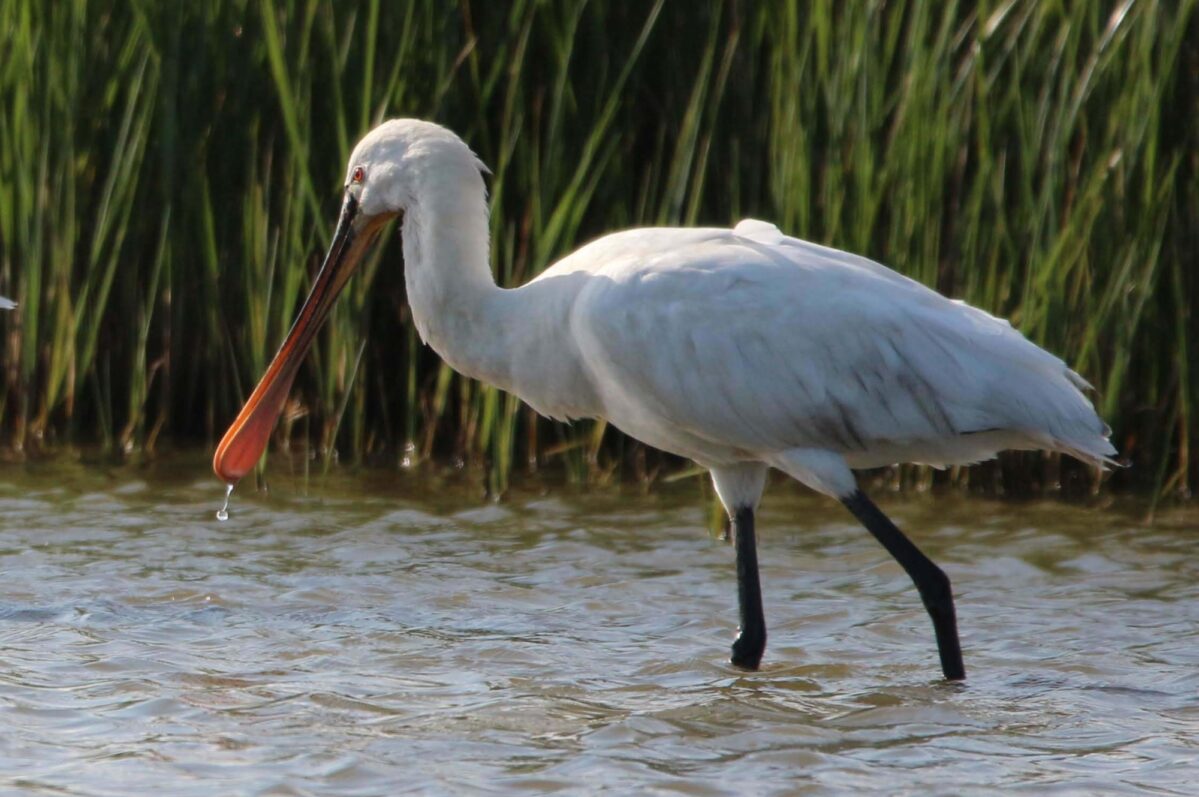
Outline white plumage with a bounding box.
[215,119,1118,678]
[339,122,1115,503]
[535,221,1114,497]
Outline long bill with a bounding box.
[213,193,380,485]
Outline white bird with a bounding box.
[0,297,14,310]
[214,120,1117,679]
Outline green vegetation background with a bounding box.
[1,1,1194,498]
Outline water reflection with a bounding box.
[0,456,1194,794]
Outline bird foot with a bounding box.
[730,628,765,670]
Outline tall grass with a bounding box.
[0,0,1193,497]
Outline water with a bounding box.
[0,457,1195,795]
[217,483,232,521]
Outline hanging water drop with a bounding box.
[216,483,234,521]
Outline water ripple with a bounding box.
[0,460,1194,795]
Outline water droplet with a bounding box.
[216,483,233,521]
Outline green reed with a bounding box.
[0,0,1193,498]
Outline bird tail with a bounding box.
[1049,434,1121,470]
[1039,367,1121,469]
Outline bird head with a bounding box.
[346,119,488,219]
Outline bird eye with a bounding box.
[351,166,365,184]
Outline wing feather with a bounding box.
[569,222,1114,467]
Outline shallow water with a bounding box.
[0,457,1195,795]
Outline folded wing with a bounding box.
[571,221,1115,468]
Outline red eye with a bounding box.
[351,166,365,184]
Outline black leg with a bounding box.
[842,490,966,680]
[730,506,767,670]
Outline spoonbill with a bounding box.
[214,119,1117,680]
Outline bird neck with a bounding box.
[400,171,513,387]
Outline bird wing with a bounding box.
[569,221,1113,466]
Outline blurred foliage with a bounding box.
[0,0,1194,497]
